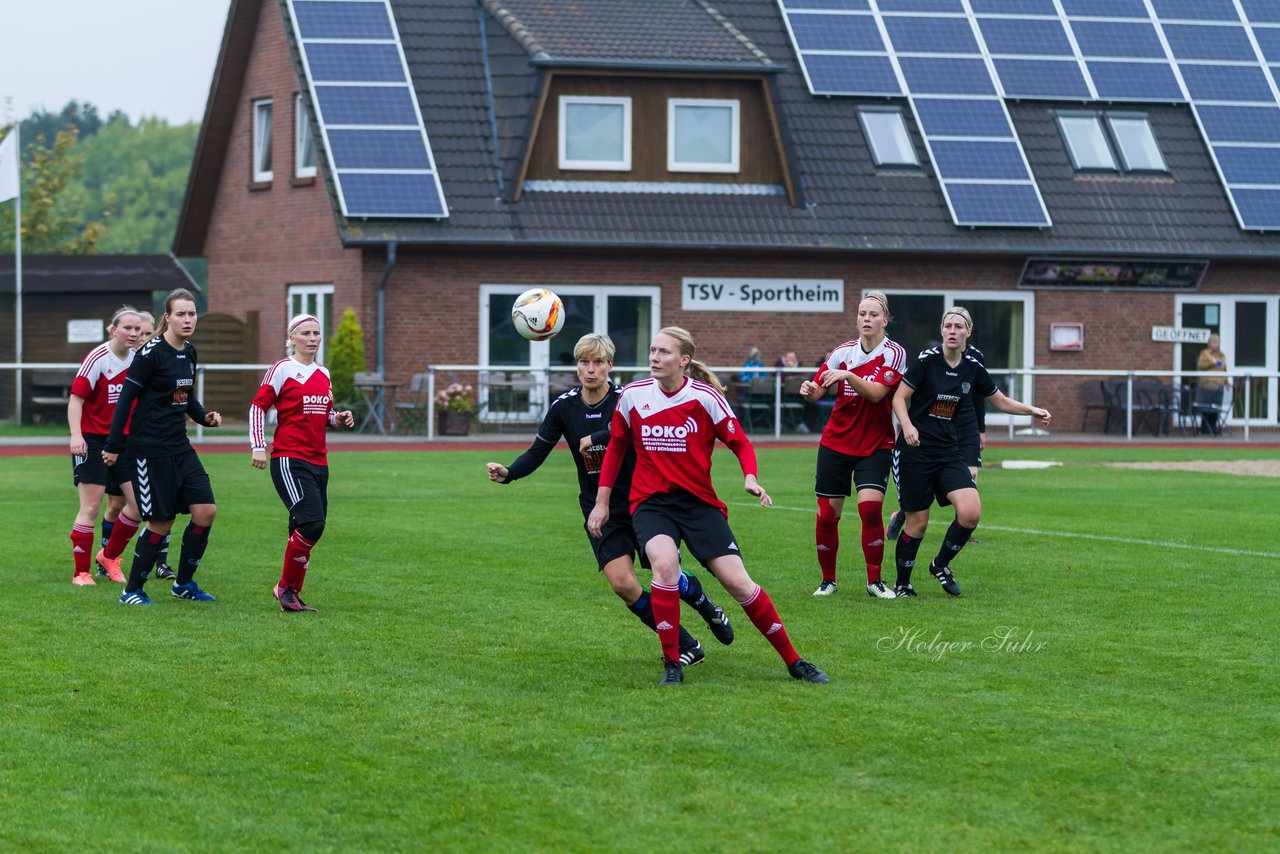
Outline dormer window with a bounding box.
[1058,112,1167,173]
[558,96,632,171]
[857,106,918,167]
[668,99,740,173]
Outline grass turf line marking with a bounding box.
[729,502,1280,560]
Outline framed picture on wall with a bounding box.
[1049,322,1084,351]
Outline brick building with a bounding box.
[174,0,1280,430]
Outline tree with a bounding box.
[0,124,104,254]
[327,309,367,406]
[78,116,198,254]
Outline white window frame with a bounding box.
[667,98,741,173]
[880,288,1035,427]
[1057,113,1117,171]
[479,284,662,420]
[1175,294,1279,424]
[860,104,921,166]
[287,283,334,363]
[294,93,317,179]
[1106,114,1167,173]
[252,98,274,183]
[558,96,632,171]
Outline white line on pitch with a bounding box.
[729,502,1280,560]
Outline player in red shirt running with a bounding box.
[67,307,145,585]
[799,291,907,599]
[249,314,354,612]
[588,326,828,686]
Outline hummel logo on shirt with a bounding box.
[656,620,674,631]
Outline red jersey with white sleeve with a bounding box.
[249,358,336,466]
[598,377,757,517]
[815,336,906,457]
[70,343,135,435]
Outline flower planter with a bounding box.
[438,411,471,436]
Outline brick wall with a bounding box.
[203,0,362,364]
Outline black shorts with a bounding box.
[132,448,215,521]
[815,444,891,498]
[271,456,329,532]
[632,491,741,568]
[957,432,982,469]
[71,433,128,497]
[893,449,975,513]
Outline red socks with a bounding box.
[740,585,800,666]
[280,531,316,592]
[70,525,94,575]
[102,513,140,561]
[857,500,886,584]
[815,514,839,583]
[651,581,681,664]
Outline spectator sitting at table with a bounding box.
[740,346,767,383]
[775,350,800,370]
[1196,333,1229,435]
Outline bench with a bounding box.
[30,369,76,425]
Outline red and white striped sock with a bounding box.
[102,512,140,561]
[650,581,682,664]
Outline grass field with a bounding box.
[2,443,1277,851]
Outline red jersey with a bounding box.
[71,343,135,435]
[249,358,335,466]
[599,377,757,517]
[816,336,906,457]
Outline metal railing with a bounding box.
[3,362,1276,442]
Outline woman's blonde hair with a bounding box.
[659,326,725,393]
[941,305,973,330]
[573,333,616,363]
[862,290,891,319]
[107,306,142,332]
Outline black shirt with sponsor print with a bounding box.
[897,347,997,459]
[502,384,636,517]
[105,335,207,457]
[953,344,987,438]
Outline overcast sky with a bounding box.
[1,0,232,126]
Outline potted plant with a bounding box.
[435,382,475,435]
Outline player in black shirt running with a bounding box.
[104,288,222,605]
[890,307,1050,597]
[485,333,733,667]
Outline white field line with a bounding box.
[729,502,1280,560]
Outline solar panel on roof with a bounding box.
[286,0,447,219]
[1164,25,1257,62]
[777,0,1280,230]
[995,59,1091,99]
[1179,64,1276,102]
[787,12,883,51]
[1150,0,1239,21]
[977,18,1074,58]
[1070,21,1166,60]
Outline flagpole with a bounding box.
[13,125,22,426]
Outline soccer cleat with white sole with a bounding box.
[119,589,153,605]
[866,580,897,599]
[171,581,216,602]
[813,580,837,596]
[893,583,918,598]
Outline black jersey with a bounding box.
[105,335,208,457]
[953,345,987,436]
[503,384,635,516]
[897,347,997,458]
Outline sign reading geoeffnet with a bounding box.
[1151,326,1210,344]
[683,278,844,313]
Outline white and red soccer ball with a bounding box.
[511,288,565,341]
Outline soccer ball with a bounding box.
[511,288,565,341]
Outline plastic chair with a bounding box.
[1080,380,1109,432]
[393,373,430,434]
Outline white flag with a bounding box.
[0,130,18,203]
